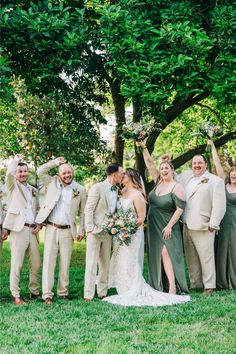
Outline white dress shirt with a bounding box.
[24,185,35,224]
[105,180,117,215]
[48,184,73,225]
[185,176,201,201]
[0,204,2,225]
[182,172,208,223]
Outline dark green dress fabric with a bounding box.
[216,188,236,289]
[147,189,188,293]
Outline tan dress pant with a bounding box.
[9,226,41,298]
[84,233,112,299]
[0,228,2,258]
[42,225,73,300]
[184,226,216,289]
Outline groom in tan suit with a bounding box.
[84,163,124,301]
[35,157,86,305]
[3,155,40,304]
[179,155,226,294]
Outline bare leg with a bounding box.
[161,246,176,294]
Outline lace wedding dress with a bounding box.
[103,197,190,307]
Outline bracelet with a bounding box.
[143,147,147,150]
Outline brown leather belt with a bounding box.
[47,221,71,229]
[24,223,36,228]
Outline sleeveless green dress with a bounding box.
[216,188,236,289]
[147,188,188,293]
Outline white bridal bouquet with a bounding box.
[102,207,139,246]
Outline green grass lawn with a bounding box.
[0,237,235,354]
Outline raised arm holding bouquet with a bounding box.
[136,141,188,294]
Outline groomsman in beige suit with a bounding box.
[0,184,8,256]
[84,163,124,301]
[179,155,226,294]
[0,183,5,256]
[3,155,40,305]
[35,157,86,305]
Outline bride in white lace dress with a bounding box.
[103,168,190,307]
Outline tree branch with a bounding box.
[196,103,230,128]
[147,91,210,150]
[172,131,236,169]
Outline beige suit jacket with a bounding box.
[85,180,118,234]
[179,170,226,230]
[35,159,86,238]
[3,158,39,232]
[0,183,4,226]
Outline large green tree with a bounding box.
[0,1,109,175]
[99,0,236,175]
[1,0,235,179]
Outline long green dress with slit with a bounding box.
[147,187,188,293]
[216,188,236,289]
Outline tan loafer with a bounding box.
[202,288,215,295]
[29,292,41,300]
[12,296,26,305]
[58,296,70,301]
[45,297,52,305]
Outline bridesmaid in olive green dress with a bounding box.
[208,140,236,289]
[137,142,188,294]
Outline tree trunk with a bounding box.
[133,100,147,181]
[110,78,126,164]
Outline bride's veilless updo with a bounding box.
[125,168,146,199]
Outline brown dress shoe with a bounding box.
[203,288,215,295]
[12,297,26,305]
[29,293,41,300]
[45,297,52,305]
[84,298,92,302]
[58,295,70,301]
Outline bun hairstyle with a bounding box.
[125,168,146,199]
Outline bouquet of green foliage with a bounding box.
[192,122,223,151]
[102,207,139,246]
[121,120,161,142]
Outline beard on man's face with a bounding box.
[59,175,73,185]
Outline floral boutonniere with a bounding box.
[32,189,38,197]
[73,188,80,198]
[200,177,209,184]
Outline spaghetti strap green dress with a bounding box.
[216,188,236,289]
[147,187,188,293]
